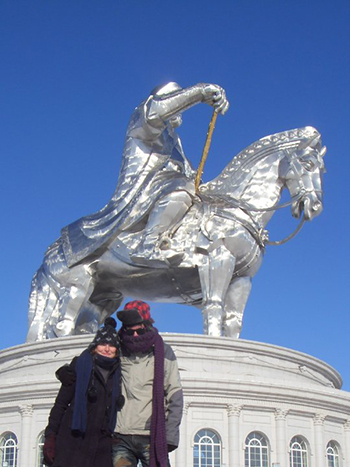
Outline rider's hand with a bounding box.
[201,84,229,115]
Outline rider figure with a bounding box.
[126,82,230,262]
[61,82,229,267]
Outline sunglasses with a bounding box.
[124,327,147,336]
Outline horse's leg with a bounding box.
[27,268,58,342]
[198,244,236,336]
[41,240,95,338]
[52,263,95,337]
[27,238,99,340]
[75,289,124,334]
[27,237,71,341]
[223,276,252,338]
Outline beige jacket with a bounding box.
[115,342,183,447]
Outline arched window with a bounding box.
[193,429,222,467]
[326,441,341,467]
[244,431,269,467]
[0,432,18,467]
[37,432,45,467]
[289,436,309,467]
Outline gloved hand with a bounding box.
[43,434,56,466]
[167,444,177,453]
[116,394,125,410]
[56,364,76,386]
[201,84,229,115]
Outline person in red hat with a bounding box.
[113,300,183,467]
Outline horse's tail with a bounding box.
[28,272,39,326]
[26,268,52,342]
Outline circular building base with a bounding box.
[0,334,349,467]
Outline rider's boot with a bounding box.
[131,191,193,265]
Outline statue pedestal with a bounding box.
[0,334,349,467]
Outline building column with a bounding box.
[344,420,350,467]
[274,409,288,467]
[227,404,242,467]
[175,403,189,467]
[313,414,325,467]
[18,404,34,467]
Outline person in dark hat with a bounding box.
[43,317,123,467]
[112,300,183,467]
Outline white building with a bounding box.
[0,333,349,467]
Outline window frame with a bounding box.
[36,432,45,467]
[244,431,270,467]
[0,432,18,467]
[326,440,341,467]
[289,435,309,467]
[193,428,222,467]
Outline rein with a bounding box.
[204,189,314,247]
[207,192,299,213]
[265,216,306,246]
[205,189,322,214]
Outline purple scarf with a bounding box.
[120,327,168,467]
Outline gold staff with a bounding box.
[194,109,218,193]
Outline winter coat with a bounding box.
[45,356,121,467]
[116,342,183,447]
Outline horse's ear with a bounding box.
[320,146,327,158]
[297,135,317,151]
[297,131,320,151]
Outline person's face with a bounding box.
[95,344,117,358]
[124,323,147,337]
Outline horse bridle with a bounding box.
[204,146,323,246]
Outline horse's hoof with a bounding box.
[54,319,75,337]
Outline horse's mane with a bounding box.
[201,127,317,197]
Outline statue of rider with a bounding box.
[61,82,229,267]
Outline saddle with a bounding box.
[110,203,206,269]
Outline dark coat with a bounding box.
[45,356,121,467]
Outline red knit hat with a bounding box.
[117,300,154,326]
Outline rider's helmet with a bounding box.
[151,82,182,96]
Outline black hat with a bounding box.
[117,300,154,327]
[89,317,119,351]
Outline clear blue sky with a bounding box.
[1,0,349,390]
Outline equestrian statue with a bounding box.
[27,82,326,342]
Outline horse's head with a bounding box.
[282,128,326,221]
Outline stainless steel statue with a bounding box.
[27,82,326,342]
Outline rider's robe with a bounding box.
[61,95,196,267]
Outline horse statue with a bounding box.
[27,125,325,342]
